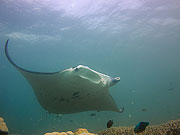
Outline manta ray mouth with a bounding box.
[73,65,101,84]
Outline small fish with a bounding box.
[168,88,174,91]
[141,108,147,112]
[90,113,96,116]
[119,107,124,113]
[134,122,149,133]
[107,120,113,128]
[73,91,80,96]
[56,114,62,119]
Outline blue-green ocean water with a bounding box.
[0,0,180,135]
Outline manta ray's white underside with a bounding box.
[5,40,120,114]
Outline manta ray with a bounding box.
[4,39,121,114]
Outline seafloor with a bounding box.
[1,118,180,135]
[43,119,180,135]
[97,119,180,135]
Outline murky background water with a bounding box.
[0,0,180,134]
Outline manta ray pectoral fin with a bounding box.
[4,39,63,113]
[4,39,59,75]
[4,39,121,114]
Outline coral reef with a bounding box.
[3,117,180,135]
[44,128,97,135]
[44,119,180,135]
[0,117,8,135]
[97,119,180,135]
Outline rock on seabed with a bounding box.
[44,128,97,135]
[0,117,8,135]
